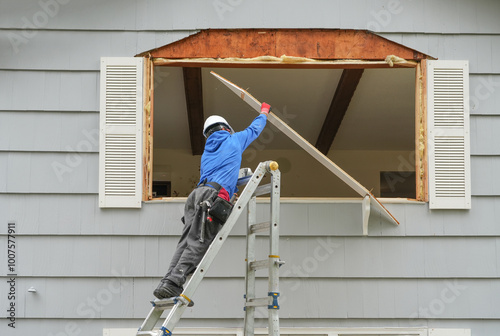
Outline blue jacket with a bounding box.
[199,114,267,196]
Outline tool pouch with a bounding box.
[208,197,233,224]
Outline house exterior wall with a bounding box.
[1,1,499,335]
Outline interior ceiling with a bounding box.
[153,66,416,152]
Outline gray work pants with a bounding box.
[163,186,223,287]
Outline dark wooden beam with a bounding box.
[183,67,205,155]
[315,69,364,155]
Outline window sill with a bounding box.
[145,197,426,205]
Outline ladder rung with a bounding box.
[137,331,157,336]
[245,297,269,307]
[253,183,271,197]
[249,221,271,234]
[249,259,269,270]
[151,298,176,310]
[151,297,194,310]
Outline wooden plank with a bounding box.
[210,71,399,226]
[142,57,152,201]
[316,69,364,155]
[149,61,155,201]
[415,60,428,202]
[182,67,205,155]
[153,58,416,69]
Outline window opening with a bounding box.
[150,66,416,200]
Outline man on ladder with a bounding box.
[153,102,272,300]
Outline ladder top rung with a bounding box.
[253,183,272,197]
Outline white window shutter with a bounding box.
[427,60,471,209]
[99,57,143,208]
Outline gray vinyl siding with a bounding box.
[1,0,499,34]
[1,0,500,335]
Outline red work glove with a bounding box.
[260,102,271,115]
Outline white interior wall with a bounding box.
[153,148,415,198]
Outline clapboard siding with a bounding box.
[2,277,500,320]
[1,0,499,34]
[469,74,500,115]
[471,116,500,154]
[0,152,98,193]
[2,235,500,279]
[0,70,99,111]
[1,34,500,74]
[0,111,98,152]
[2,195,500,237]
[0,30,196,71]
[380,33,500,74]
[471,156,500,196]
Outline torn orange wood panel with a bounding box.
[140,29,431,61]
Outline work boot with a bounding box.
[153,279,183,300]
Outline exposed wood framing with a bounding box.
[183,67,205,155]
[142,56,154,201]
[140,29,429,61]
[415,59,428,202]
[152,58,416,69]
[316,69,364,155]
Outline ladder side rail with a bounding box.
[160,161,270,335]
[268,169,281,336]
[244,196,257,336]
[138,307,163,333]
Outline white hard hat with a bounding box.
[203,115,234,138]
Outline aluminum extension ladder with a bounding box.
[137,160,282,336]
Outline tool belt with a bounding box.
[208,196,233,223]
[198,179,234,242]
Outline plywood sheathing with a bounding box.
[139,29,431,61]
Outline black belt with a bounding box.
[197,179,222,191]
